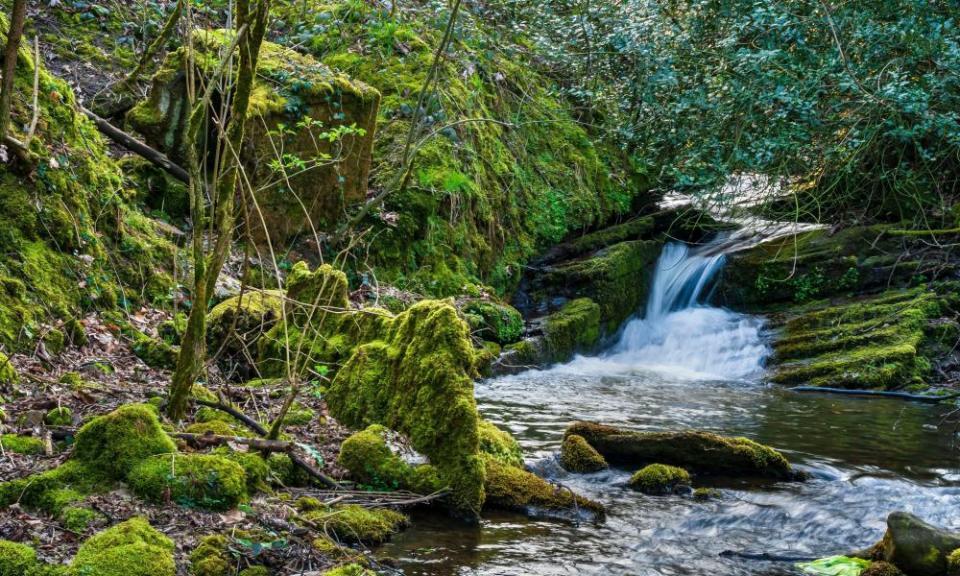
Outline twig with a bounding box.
[22,36,38,149]
[79,106,189,183]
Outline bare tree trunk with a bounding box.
[167,0,272,421]
[120,0,184,90]
[0,0,27,143]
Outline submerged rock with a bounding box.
[864,512,960,576]
[560,434,608,473]
[482,457,605,523]
[628,464,691,495]
[565,421,797,479]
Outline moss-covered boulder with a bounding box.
[326,300,485,519]
[565,421,795,480]
[866,512,960,576]
[770,287,950,390]
[0,540,38,576]
[628,464,691,495]
[862,562,906,576]
[338,425,443,494]
[45,407,73,426]
[68,518,175,576]
[207,290,284,380]
[0,354,17,390]
[128,453,247,510]
[478,421,524,468]
[72,404,176,480]
[559,434,607,473]
[189,535,231,576]
[482,458,604,522]
[298,504,407,544]
[543,298,602,361]
[127,30,379,244]
[0,434,44,455]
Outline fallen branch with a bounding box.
[789,386,960,403]
[79,106,189,183]
[288,487,450,508]
[172,432,292,452]
[192,399,342,489]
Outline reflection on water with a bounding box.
[382,369,960,576]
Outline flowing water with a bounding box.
[380,241,960,576]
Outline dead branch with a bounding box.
[172,431,292,452]
[79,106,189,183]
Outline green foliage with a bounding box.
[299,504,407,544]
[0,540,38,576]
[628,464,691,495]
[0,354,16,387]
[189,535,230,576]
[60,507,100,533]
[68,518,175,576]
[0,434,44,455]
[72,404,177,480]
[128,454,248,511]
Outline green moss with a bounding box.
[207,290,284,379]
[462,300,524,344]
[338,425,443,494]
[0,354,17,387]
[189,535,230,576]
[238,567,271,576]
[0,540,38,575]
[693,487,721,501]
[129,330,178,370]
[321,565,375,576]
[185,420,238,436]
[628,464,691,495]
[543,298,601,361]
[128,453,248,510]
[559,434,607,473]
[0,461,95,514]
[565,421,794,479]
[862,561,906,576]
[482,457,604,520]
[1,434,44,455]
[282,402,316,426]
[58,372,87,390]
[45,407,73,426]
[217,450,271,493]
[72,404,177,480]
[948,549,960,576]
[478,421,524,468]
[60,507,100,533]
[299,504,407,544]
[68,518,175,576]
[325,300,485,519]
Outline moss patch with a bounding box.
[72,404,177,480]
[482,457,604,521]
[462,300,524,344]
[338,425,443,494]
[69,517,175,576]
[299,504,407,544]
[0,434,44,455]
[559,434,607,473]
[543,298,602,361]
[0,540,37,576]
[478,421,524,468]
[628,464,691,495]
[128,453,248,510]
[45,407,73,426]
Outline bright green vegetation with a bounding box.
[0,540,37,576]
[72,404,176,480]
[559,434,607,473]
[482,457,604,520]
[68,518,175,576]
[462,300,524,345]
[338,425,443,493]
[948,549,960,576]
[565,421,794,479]
[189,535,231,576]
[477,420,524,468]
[60,506,100,533]
[628,464,692,495]
[0,354,16,387]
[298,504,408,544]
[321,564,376,576]
[0,434,44,455]
[771,288,954,390]
[128,454,248,510]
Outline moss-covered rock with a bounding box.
[565,421,795,479]
[628,464,691,495]
[60,506,101,533]
[462,300,524,344]
[45,407,73,426]
[128,29,379,246]
[559,434,607,473]
[321,565,375,576]
[68,517,175,576]
[299,504,407,544]
[189,535,230,576]
[338,425,443,494]
[0,434,44,455]
[128,453,247,510]
[207,290,284,380]
[0,540,37,576]
[868,512,960,576]
[0,354,17,389]
[948,549,960,576]
[478,421,524,468]
[72,404,176,480]
[238,567,271,576]
[862,562,905,576]
[482,457,604,522]
[543,298,602,361]
[326,300,485,519]
[0,461,92,514]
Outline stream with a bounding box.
[380,241,960,575]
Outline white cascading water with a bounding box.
[565,240,769,380]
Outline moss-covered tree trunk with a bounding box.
[167,0,272,421]
[0,0,27,142]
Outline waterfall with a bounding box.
[569,239,769,380]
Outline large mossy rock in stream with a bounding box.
[325,300,486,519]
[560,433,608,473]
[864,512,960,576]
[127,29,380,244]
[483,458,605,522]
[769,287,958,389]
[565,422,797,480]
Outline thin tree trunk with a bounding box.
[0,0,27,143]
[121,0,184,90]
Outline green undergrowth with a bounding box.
[0,13,176,352]
[770,287,958,390]
[268,0,642,295]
